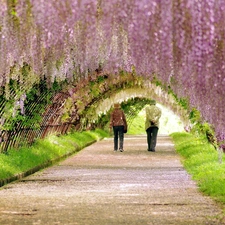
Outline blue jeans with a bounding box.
[113,126,124,150]
[146,127,159,151]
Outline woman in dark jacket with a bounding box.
[110,103,127,152]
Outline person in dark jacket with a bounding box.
[110,103,127,152]
[145,100,162,152]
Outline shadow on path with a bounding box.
[0,135,224,225]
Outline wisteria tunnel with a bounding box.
[0,0,225,152]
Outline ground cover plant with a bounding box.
[171,132,225,205]
[0,129,109,184]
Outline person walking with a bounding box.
[145,100,162,152]
[110,103,127,152]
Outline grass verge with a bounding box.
[0,129,109,186]
[170,132,225,205]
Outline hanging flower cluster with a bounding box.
[0,0,225,144]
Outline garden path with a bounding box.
[0,135,224,225]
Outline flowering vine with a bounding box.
[0,0,225,148]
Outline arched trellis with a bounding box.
[84,86,188,130]
[0,0,225,151]
[0,71,188,153]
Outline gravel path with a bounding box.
[0,135,224,225]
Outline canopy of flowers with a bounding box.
[0,0,224,143]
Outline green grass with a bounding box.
[0,129,109,182]
[171,132,225,204]
[127,110,146,135]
